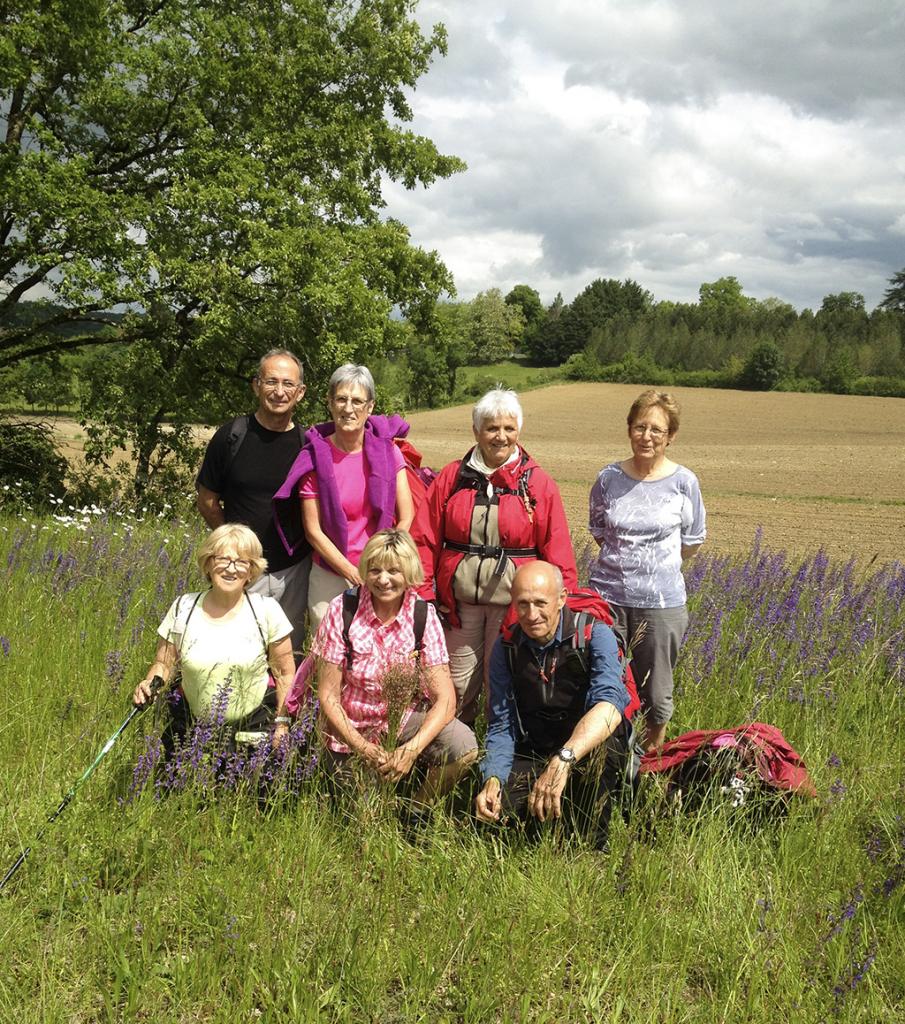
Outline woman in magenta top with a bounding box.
[301,364,413,630]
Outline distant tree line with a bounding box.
[397,270,905,408]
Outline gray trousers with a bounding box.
[610,603,688,725]
[248,554,311,655]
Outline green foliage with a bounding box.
[741,341,785,391]
[1,0,463,495]
[397,302,470,409]
[774,376,822,393]
[466,288,525,364]
[77,341,205,508]
[821,349,859,395]
[879,267,905,314]
[405,339,459,409]
[0,418,68,509]
[1,352,79,413]
[564,350,670,385]
[816,294,870,348]
[512,273,904,399]
[526,279,652,366]
[851,375,905,398]
[672,367,739,389]
[699,275,755,315]
[504,284,544,332]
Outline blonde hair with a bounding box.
[358,529,424,588]
[627,389,681,436]
[196,523,267,585]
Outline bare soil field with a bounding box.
[407,383,905,567]
[41,383,905,566]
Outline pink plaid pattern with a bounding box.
[316,587,448,753]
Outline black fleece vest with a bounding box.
[505,607,592,758]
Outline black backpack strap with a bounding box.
[569,608,633,692]
[568,609,594,674]
[244,591,269,654]
[341,587,361,668]
[442,456,476,510]
[501,623,520,678]
[500,627,528,739]
[176,592,204,655]
[412,598,428,662]
[226,414,251,464]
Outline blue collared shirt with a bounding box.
[481,612,629,783]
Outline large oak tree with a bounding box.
[1,0,462,495]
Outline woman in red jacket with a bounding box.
[412,388,578,726]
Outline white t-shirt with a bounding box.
[157,592,292,721]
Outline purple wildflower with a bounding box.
[0,636,9,657]
[832,943,877,1014]
[864,830,883,863]
[105,649,125,692]
[824,885,863,942]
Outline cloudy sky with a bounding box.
[382,0,905,311]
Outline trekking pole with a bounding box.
[0,674,167,893]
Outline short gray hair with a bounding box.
[256,349,303,382]
[472,387,523,431]
[329,363,375,402]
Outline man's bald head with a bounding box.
[511,561,567,644]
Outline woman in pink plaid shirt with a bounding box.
[315,530,478,802]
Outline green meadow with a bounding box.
[0,509,902,1023]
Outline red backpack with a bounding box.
[393,436,436,516]
[501,588,641,720]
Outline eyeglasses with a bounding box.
[259,378,301,392]
[211,555,251,573]
[331,395,370,410]
[631,423,668,439]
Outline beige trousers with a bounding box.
[307,561,351,634]
[444,602,508,727]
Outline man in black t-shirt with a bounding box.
[196,349,311,648]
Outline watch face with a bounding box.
[558,747,575,763]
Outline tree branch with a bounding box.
[3,85,26,150]
[126,1,170,35]
[0,331,124,369]
[0,265,55,307]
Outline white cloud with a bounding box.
[387,0,905,309]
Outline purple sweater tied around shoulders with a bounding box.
[272,414,410,558]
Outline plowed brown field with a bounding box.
[46,383,904,566]
[407,383,905,567]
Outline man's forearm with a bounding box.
[196,488,225,529]
[562,701,623,763]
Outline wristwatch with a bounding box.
[556,747,576,765]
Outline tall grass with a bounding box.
[0,513,903,1022]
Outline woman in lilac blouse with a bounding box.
[588,390,706,752]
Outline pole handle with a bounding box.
[143,674,166,706]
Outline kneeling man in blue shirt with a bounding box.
[475,561,637,850]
